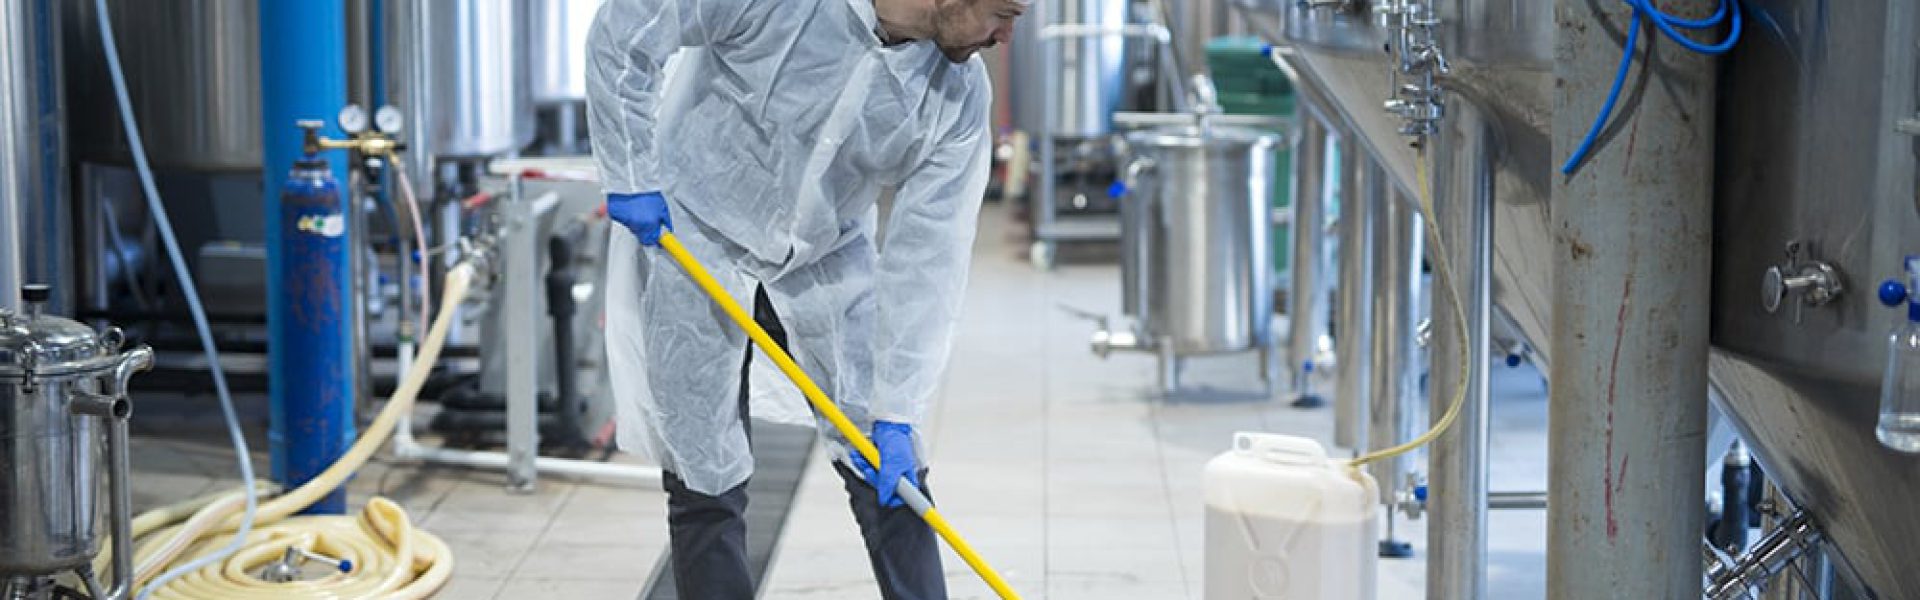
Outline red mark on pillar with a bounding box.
[1603,275,1635,541]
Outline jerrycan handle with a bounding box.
[1234,432,1328,466]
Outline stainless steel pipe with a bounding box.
[1426,97,1494,600]
[1286,98,1334,406]
[1333,152,1378,450]
[1368,176,1422,505]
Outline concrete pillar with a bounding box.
[1548,0,1716,597]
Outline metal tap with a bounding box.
[1761,240,1844,323]
[260,546,353,583]
[1376,0,1448,144]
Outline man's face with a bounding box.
[931,0,1025,63]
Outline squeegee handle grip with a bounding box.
[655,232,1022,600]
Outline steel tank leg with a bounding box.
[1548,0,1716,596]
[261,0,353,515]
[1370,170,1422,557]
[1287,100,1333,408]
[1427,99,1494,600]
[1334,148,1378,451]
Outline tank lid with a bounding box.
[0,286,118,378]
[1126,124,1281,149]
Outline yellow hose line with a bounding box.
[120,264,477,599]
[1350,147,1474,467]
[658,232,1024,600]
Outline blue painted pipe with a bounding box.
[261,0,353,514]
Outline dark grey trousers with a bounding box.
[661,286,947,600]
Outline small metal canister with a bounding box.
[0,285,149,577]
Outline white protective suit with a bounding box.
[587,0,993,495]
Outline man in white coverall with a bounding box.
[586,0,1023,596]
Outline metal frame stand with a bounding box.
[388,175,660,492]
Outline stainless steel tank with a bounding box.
[0,286,147,582]
[1706,1,1920,596]
[1238,0,1920,596]
[389,0,537,159]
[1040,0,1131,138]
[63,0,262,172]
[1113,123,1280,386]
[529,0,600,105]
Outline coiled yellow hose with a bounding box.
[1350,146,1472,467]
[103,263,477,599]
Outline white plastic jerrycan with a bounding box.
[1204,432,1378,600]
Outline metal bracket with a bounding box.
[1896,116,1920,136]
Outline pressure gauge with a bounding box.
[337,104,368,134]
[375,106,405,134]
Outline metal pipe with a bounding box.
[1488,491,1547,510]
[1334,150,1378,450]
[86,345,149,600]
[390,442,662,485]
[1426,97,1494,600]
[1706,512,1821,600]
[1286,98,1333,407]
[1548,0,1716,595]
[0,0,42,314]
[1369,176,1422,509]
[504,174,539,492]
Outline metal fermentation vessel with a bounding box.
[529,0,600,106]
[63,0,262,172]
[1239,0,1920,596]
[385,0,533,159]
[1103,122,1281,391]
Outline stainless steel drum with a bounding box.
[387,0,535,159]
[529,0,601,105]
[1112,122,1281,389]
[0,285,147,586]
[63,0,262,172]
[1035,0,1131,138]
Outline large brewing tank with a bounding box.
[62,0,261,172]
[529,0,600,106]
[0,286,147,579]
[392,0,536,159]
[1027,0,1131,139]
[1240,0,1920,596]
[1705,1,1920,597]
[1113,123,1279,376]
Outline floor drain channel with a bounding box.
[640,420,816,599]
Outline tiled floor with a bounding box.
[124,201,1549,599]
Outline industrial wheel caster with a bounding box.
[1029,240,1055,271]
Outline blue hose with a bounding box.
[1561,0,1743,175]
[92,0,260,596]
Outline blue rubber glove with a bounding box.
[852,421,921,509]
[606,191,673,246]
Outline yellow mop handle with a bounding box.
[657,232,1022,600]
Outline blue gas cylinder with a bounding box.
[273,153,355,513]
